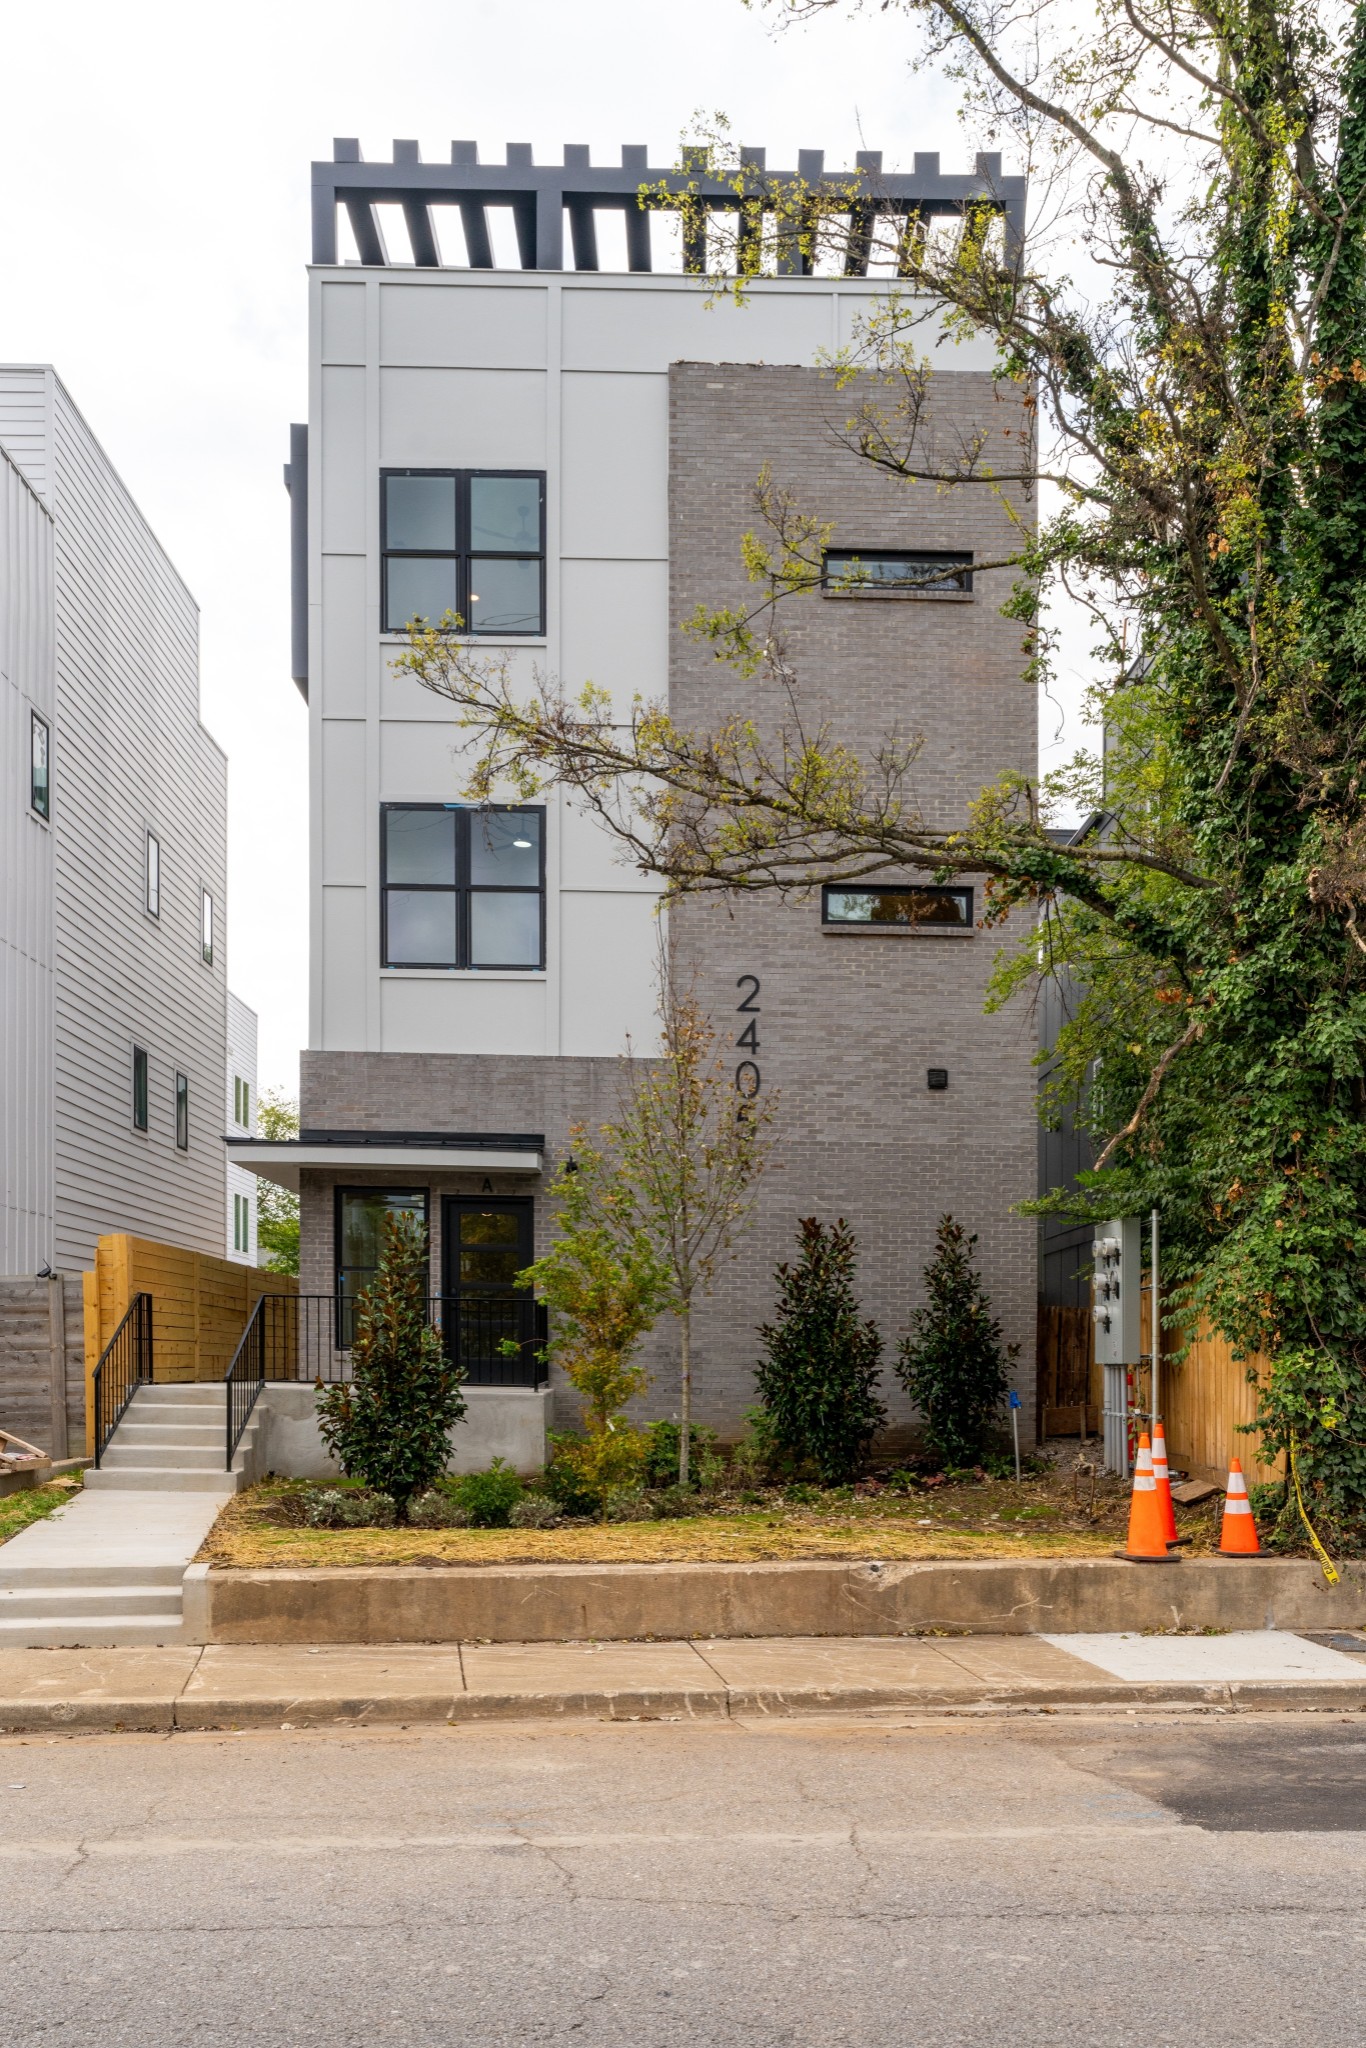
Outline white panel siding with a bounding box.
[320,366,367,553]
[320,555,368,716]
[558,892,659,1056]
[379,974,548,1055]
[378,369,548,470]
[321,887,368,1048]
[559,558,669,711]
[320,721,367,884]
[560,283,836,373]
[319,283,367,364]
[560,374,668,557]
[378,282,548,369]
[0,447,57,1270]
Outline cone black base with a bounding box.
[1115,1549,1183,1563]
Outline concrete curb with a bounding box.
[185,1556,1366,1646]
[6,1675,1366,1735]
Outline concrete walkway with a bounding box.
[3,1629,1366,1731]
[0,1488,224,1646]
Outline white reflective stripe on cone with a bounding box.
[1224,1496,1253,1514]
[1134,1474,1156,1492]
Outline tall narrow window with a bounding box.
[175,1072,189,1151]
[145,832,161,918]
[381,470,545,635]
[30,713,50,820]
[336,1186,428,1344]
[132,1046,149,1132]
[233,1075,250,1128]
[201,890,214,966]
[233,1191,250,1252]
[381,804,544,969]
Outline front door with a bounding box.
[441,1197,535,1385]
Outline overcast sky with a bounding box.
[2,0,1088,1093]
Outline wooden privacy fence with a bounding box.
[82,1236,297,1453]
[1037,1287,1282,1485]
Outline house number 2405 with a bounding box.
[735,975,761,1099]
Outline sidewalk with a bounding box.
[3,1630,1366,1732]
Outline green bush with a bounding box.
[303,1486,395,1529]
[451,1458,523,1528]
[896,1216,1016,1470]
[408,1488,470,1530]
[643,1420,718,1489]
[752,1218,887,1484]
[316,1211,467,1522]
[508,1494,562,1530]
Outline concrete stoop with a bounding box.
[0,1486,226,1649]
[84,1382,253,1495]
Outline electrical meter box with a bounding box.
[1093,1216,1141,1365]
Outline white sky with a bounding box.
[1,0,1090,1093]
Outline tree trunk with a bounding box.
[679,1304,692,1488]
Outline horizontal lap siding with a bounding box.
[40,375,230,1268]
[0,445,57,1269]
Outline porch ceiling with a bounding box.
[224,1138,543,1193]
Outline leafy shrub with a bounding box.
[316,1211,467,1522]
[508,1494,562,1530]
[303,1486,395,1529]
[544,1425,647,1518]
[643,1420,718,1489]
[450,1458,524,1528]
[408,1488,470,1529]
[783,1481,820,1507]
[896,1217,1016,1470]
[649,1483,697,1520]
[604,1486,654,1522]
[752,1218,887,1484]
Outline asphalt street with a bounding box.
[3,1710,1366,2045]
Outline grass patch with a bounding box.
[201,1467,1225,1568]
[0,1477,83,1547]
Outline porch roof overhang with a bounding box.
[224,1130,544,1193]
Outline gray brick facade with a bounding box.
[302,357,1037,1446]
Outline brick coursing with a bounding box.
[302,359,1038,1444]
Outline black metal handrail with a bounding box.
[92,1293,154,1467]
[219,1293,549,1409]
[225,1294,268,1472]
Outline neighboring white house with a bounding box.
[226,989,259,1265]
[0,366,232,1275]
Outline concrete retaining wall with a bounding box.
[240,1382,551,1484]
[183,1555,1366,1646]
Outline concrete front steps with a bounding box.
[0,1559,189,1647]
[85,1382,256,1494]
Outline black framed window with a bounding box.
[132,1046,149,1132]
[201,890,214,966]
[381,804,545,970]
[336,1186,429,1345]
[822,884,974,929]
[175,1073,189,1151]
[30,712,50,820]
[823,549,973,598]
[381,469,545,635]
[145,831,160,917]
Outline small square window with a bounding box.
[381,804,544,970]
[201,890,214,966]
[175,1072,189,1151]
[145,833,161,918]
[30,713,50,820]
[381,470,545,635]
[823,549,973,598]
[132,1047,149,1132]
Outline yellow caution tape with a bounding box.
[1289,1439,1340,1585]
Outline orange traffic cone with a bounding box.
[1218,1458,1262,1555]
[1118,1435,1181,1562]
[1152,1421,1182,1546]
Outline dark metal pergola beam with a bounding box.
[312,140,1027,274]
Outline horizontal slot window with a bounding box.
[823,550,973,598]
[822,884,974,929]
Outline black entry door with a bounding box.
[441,1197,538,1385]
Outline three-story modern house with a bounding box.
[235,139,1039,1451]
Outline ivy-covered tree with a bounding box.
[753,1217,886,1483]
[897,1217,1014,1470]
[316,1211,466,1522]
[394,1,1366,1538]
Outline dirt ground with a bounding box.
[201,1453,1229,1568]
